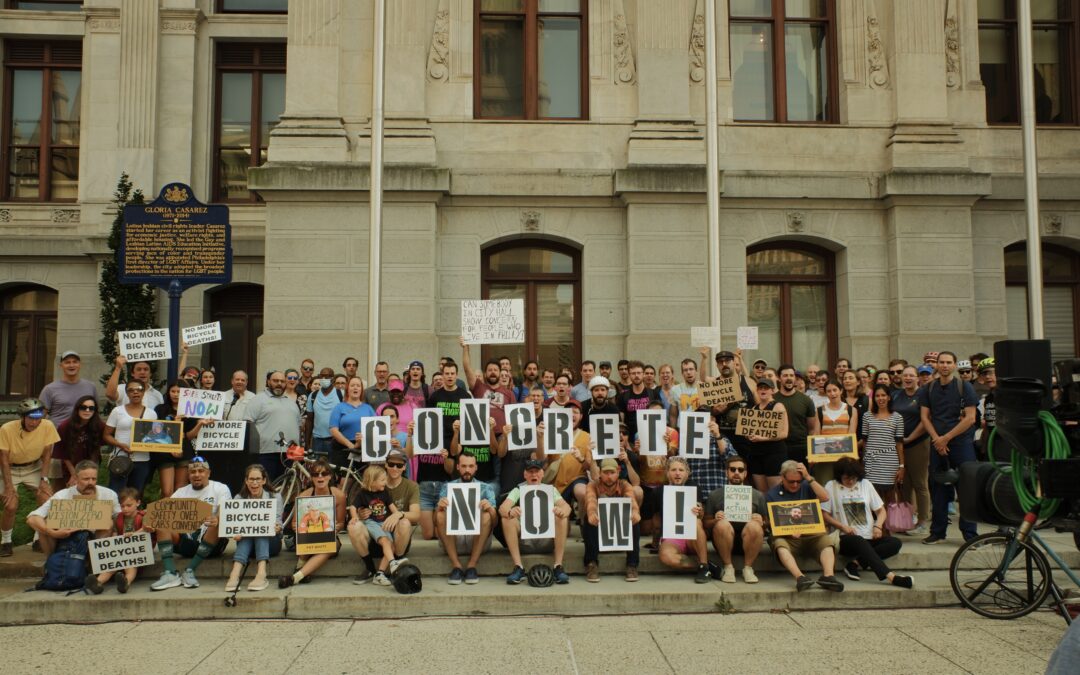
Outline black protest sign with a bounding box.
[460,399,490,446]
[591,414,620,459]
[505,403,536,450]
[446,482,481,536]
[542,408,573,454]
[413,408,443,455]
[598,497,633,552]
[520,485,556,540]
[361,416,392,462]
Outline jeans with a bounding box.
[582,520,640,567]
[232,535,282,563]
[108,460,152,495]
[929,440,978,540]
[311,437,333,456]
[838,534,901,580]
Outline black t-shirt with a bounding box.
[417,387,469,483]
[460,444,497,483]
[616,387,660,439]
[580,399,620,433]
[355,488,393,523]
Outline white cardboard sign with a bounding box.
[691,326,723,351]
[504,403,536,450]
[195,420,246,451]
[361,416,392,463]
[724,484,753,523]
[591,414,620,459]
[220,499,277,537]
[181,321,222,347]
[679,412,711,458]
[598,497,634,552]
[446,482,481,536]
[662,485,698,539]
[412,408,444,455]
[461,299,525,344]
[636,410,668,456]
[542,407,573,455]
[88,532,155,574]
[737,326,759,351]
[459,399,490,446]
[520,484,556,540]
[118,328,171,361]
[178,387,227,421]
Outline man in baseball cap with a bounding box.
[0,398,60,556]
[499,458,572,585]
[582,458,641,582]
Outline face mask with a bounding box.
[320,379,332,389]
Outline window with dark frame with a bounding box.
[746,243,837,368]
[213,43,286,203]
[481,241,581,375]
[207,283,264,384]
[1005,243,1079,361]
[2,41,81,202]
[728,0,837,123]
[0,285,58,399]
[978,0,1078,125]
[4,1,82,9]
[216,0,287,13]
[475,0,588,120]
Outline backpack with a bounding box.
[36,530,90,592]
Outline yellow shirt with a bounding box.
[0,419,61,465]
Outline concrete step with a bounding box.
[0,570,966,625]
[4,529,1079,581]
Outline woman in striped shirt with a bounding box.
[859,385,905,502]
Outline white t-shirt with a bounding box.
[29,485,121,520]
[106,405,158,462]
[173,480,234,536]
[822,479,883,540]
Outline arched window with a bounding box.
[481,240,580,374]
[206,284,263,383]
[0,284,57,397]
[746,243,836,368]
[1005,243,1079,362]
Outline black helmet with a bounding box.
[527,564,555,588]
[391,563,422,594]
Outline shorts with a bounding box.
[419,481,446,511]
[176,531,228,559]
[10,461,44,492]
[519,538,555,554]
[746,447,787,477]
[771,530,839,558]
[560,477,588,504]
[48,458,63,481]
[363,519,392,543]
[439,532,493,556]
[660,537,693,555]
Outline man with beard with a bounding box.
[460,337,515,432]
[616,361,660,440]
[513,360,541,402]
[704,455,765,583]
[244,371,301,481]
[364,361,392,409]
[27,460,119,557]
[540,369,556,399]
[707,350,758,455]
[667,359,703,426]
[436,451,498,585]
[580,376,619,433]
[774,364,819,464]
[583,459,641,582]
[417,361,465,540]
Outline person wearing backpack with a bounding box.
[305,367,343,455]
[918,351,979,545]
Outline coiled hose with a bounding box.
[988,411,1071,518]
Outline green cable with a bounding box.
[988,411,1070,518]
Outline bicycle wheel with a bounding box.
[949,532,1053,620]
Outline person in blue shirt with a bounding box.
[765,460,843,592]
[329,376,377,468]
[435,451,498,585]
[305,367,341,455]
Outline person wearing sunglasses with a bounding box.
[103,380,156,496]
[297,359,316,395]
[704,455,765,584]
[886,359,908,390]
[280,458,345,588]
[348,448,419,583]
[53,395,104,488]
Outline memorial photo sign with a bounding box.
[446,483,481,536]
[296,496,336,555]
[461,299,525,344]
[806,434,859,463]
[542,408,572,455]
[768,499,827,537]
[88,532,155,575]
[598,497,633,552]
[130,419,183,454]
[459,399,490,446]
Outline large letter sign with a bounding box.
[520,485,555,540]
[505,403,536,450]
[446,483,481,536]
[460,399,490,446]
[598,497,633,552]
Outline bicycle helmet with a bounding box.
[18,397,46,418]
[391,563,423,594]
[527,564,555,588]
[977,357,996,374]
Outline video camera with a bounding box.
[958,340,1080,530]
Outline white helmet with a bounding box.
[588,376,611,391]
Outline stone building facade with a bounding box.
[1,0,1079,398]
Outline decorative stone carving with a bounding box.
[945,12,960,89]
[1043,214,1063,236]
[867,16,889,89]
[689,0,705,84]
[613,4,636,85]
[521,211,541,232]
[427,3,450,82]
[161,20,197,34]
[0,209,11,223]
[88,18,121,32]
[52,209,79,223]
[786,211,805,233]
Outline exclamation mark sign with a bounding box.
[674,491,685,536]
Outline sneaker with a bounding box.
[373,571,391,586]
[0,542,12,557]
[506,565,526,585]
[180,569,199,588]
[388,557,408,576]
[891,574,914,589]
[796,574,814,592]
[625,566,639,582]
[817,575,844,592]
[278,575,295,589]
[116,573,129,594]
[720,564,737,584]
[247,577,269,592]
[707,561,723,580]
[351,570,373,585]
[448,567,465,585]
[694,564,711,584]
[464,567,480,584]
[904,523,929,537]
[553,565,570,585]
[150,572,181,591]
[922,534,946,545]
[742,567,758,584]
[843,561,862,581]
[585,562,600,583]
[84,574,103,595]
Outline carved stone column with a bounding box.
[382,0,435,166]
[117,0,160,189]
[268,0,348,163]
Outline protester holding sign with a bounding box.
[583,458,641,583]
[704,456,766,584]
[104,380,158,496]
[224,464,283,592]
[105,355,164,409]
[537,401,594,519]
[349,449,420,583]
[418,362,467,540]
[329,376,378,468]
[84,488,150,594]
[814,379,859,486]
[280,458,346,588]
[26,460,120,557]
[654,458,715,583]
[152,382,199,497]
[499,459,572,585]
[449,415,501,498]
[436,451,498,585]
[766,460,842,592]
[743,379,789,494]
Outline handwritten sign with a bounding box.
[737,326,759,351]
[220,499,277,537]
[118,328,171,361]
[542,408,572,455]
[178,387,227,420]
[505,403,536,451]
[724,485,753,523]
[88,532,155,574]
[700,377,739,407]
[45,499,114,531]
[736,407,785,439]
[181,321,222,347]
[412,408,444,455]
[460,399,490,446]
[520,484,556,540]
[144,498,213,531]
[296,495,336,555]
[195,420,246,452]
[461,299,525,344]
[446,483,481,536]
[662,485,697,539]
[767,499,826,537]
[678,412,711,458]
[130,419,183,454]
[598,497,633,552]
[691,326,722,351]
[636,410,667,456]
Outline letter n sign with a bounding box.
[598,497,633,551]
[446,482,481,536]
[520,485,555,540]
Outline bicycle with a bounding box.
[270,433,317,529]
